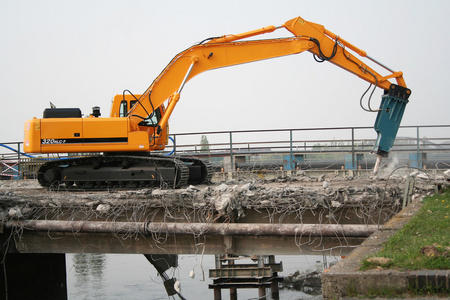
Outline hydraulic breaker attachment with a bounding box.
[372,84,411,157]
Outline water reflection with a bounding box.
[71,253,107,299]
[67,254,333,299]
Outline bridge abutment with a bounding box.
[0,252,67,300]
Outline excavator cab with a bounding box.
[110,94,169,150]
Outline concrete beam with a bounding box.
[147,222,378,237]
[5,220,370,255]
[6,220,378,237]
[11,231,364,256]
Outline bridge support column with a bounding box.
[258,285,267,299]
[213,287,222,300]
[0,253,67,300]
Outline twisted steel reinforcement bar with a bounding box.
[5,220,378,237]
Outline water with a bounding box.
[66,254,338,300]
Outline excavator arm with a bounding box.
[128,16,410,157]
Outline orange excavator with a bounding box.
[24,16,410,189]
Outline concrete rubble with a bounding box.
[0,170,446,225]
[281,267,324,295]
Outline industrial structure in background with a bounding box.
[23,16,410,189]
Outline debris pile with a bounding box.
[0,171,444,226]
[281,268,323,295]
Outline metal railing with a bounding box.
[170,125,450,170]
[1,124,449,179]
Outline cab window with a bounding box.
[119,101,127,117]
[139,108,161,127]
[119,100,139,117]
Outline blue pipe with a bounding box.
[163,137,175,156]
[0,144,36,158]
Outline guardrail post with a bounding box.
[17,142,22,179]
[417,126,420,167]
[409,126,422,168]
[351,128,355,170]
[229,132,234,169]
[290,130,294,170]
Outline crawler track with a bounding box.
[37,155,212,190]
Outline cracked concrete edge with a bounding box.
[321,199,425,299]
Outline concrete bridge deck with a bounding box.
[0,171,444,299]
[0,171,440,256]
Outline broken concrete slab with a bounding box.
[0,172,446,257]
[0,173,441,225]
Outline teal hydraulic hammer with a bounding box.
[373,84,411,157]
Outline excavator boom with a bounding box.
[126,16,410,158]
[129,16,408,124]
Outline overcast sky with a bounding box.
[1,0,449,145]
